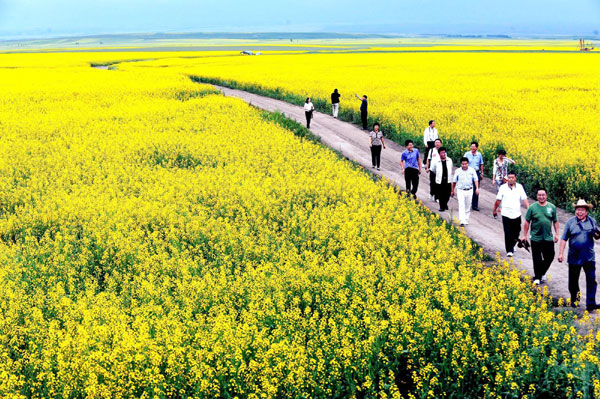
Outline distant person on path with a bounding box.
[464,141,484,211]
[369,123,386,171]
[423,120,439,166]
[426,138,442,201]
[558,199,600,312]
[331,89,341,118]
[521,188,559,285]
[493,172,529,257]
[492,149,516,192]
[430,147,453,212]
[451,157,479,226]
[304,97,315,129]
[401,140,421,199]
[355,94,368,130]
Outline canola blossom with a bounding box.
[0,52,599,398]
[137,51,600,211]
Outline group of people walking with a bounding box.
[303,89,370,130]
[303,90,600,312]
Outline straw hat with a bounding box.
[573,199,593,209]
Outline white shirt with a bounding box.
[303,102,315,112]
[430,157,454,184]
[423,127,438,145]
[427,147,440,164]
[496,183,527,219]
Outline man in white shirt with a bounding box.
[423,120,438,166]
[493,172,530,257]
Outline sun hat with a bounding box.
[573,199,593,209]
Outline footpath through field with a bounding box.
[214,84,600,314]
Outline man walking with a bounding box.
[401,139,421,199]
[423,120,438,166]
[464,141,484,211]
[493,172,529,257]
[451,157,479,226]
[425,138,442,201]
[331,89,341,118]
[521,188,559,285]
[430,147,453,212]
[558,199,600,312]
[355,94,368,130]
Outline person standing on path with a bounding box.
[400,140,421,199]
[493,172,529,257]
[355,94,368,130]
[492,149,516,192]
[369,123,386,171]
[464,141,484,211]
[426,138,442,201]
[303,97,315,129]
[451,157,479,226]
[430,147,453,212]
[423,120,439,166]
[558,199,600,312]
[331,89,341,118]
[521,188,559,285]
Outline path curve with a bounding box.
[214,84,600,312]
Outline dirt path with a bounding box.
[214,84,600,314]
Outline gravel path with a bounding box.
[214,84,600,313]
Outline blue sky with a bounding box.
[0,0,599,38]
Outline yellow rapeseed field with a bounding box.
[0,51,599,398]
[136,50,600,210]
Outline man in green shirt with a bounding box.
[521,188,559,285]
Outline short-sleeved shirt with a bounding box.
[401,149,420,170]
[496,183,527,219]
[369,131,384,146]
[453,167,478,190]
[525,202,557,242]
[561,216,597,265]
[464,151,484,173]
[360,99,368,112]
[331,92,340,104]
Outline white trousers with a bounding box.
[457,188,473,224]
[332,103,339,118]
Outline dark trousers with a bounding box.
[305,111,312,128]
[361,110,368,129]
[424,141,435,165]
[405,167,419,198]
[472,170,481,209]
[437,182,451,210]
[568,261,597,309]
[502,216,521,253]
[429,171,436,196]
[370,145,382,168]
[531,240,555,280]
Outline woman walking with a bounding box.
[369,122,386,170]
[492,149,516,191]
[304,98,315,129]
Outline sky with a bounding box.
[0,0,599,39]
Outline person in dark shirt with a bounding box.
[331,89,341,118]
[355,94,368,130]
[558,199,600,312]
[430,147,454,212]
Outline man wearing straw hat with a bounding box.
[558,199,600,312]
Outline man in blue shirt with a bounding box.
[401,139,422,199]
[558,199,600,312]
[355,94,368,130]
[464,141,484,211]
